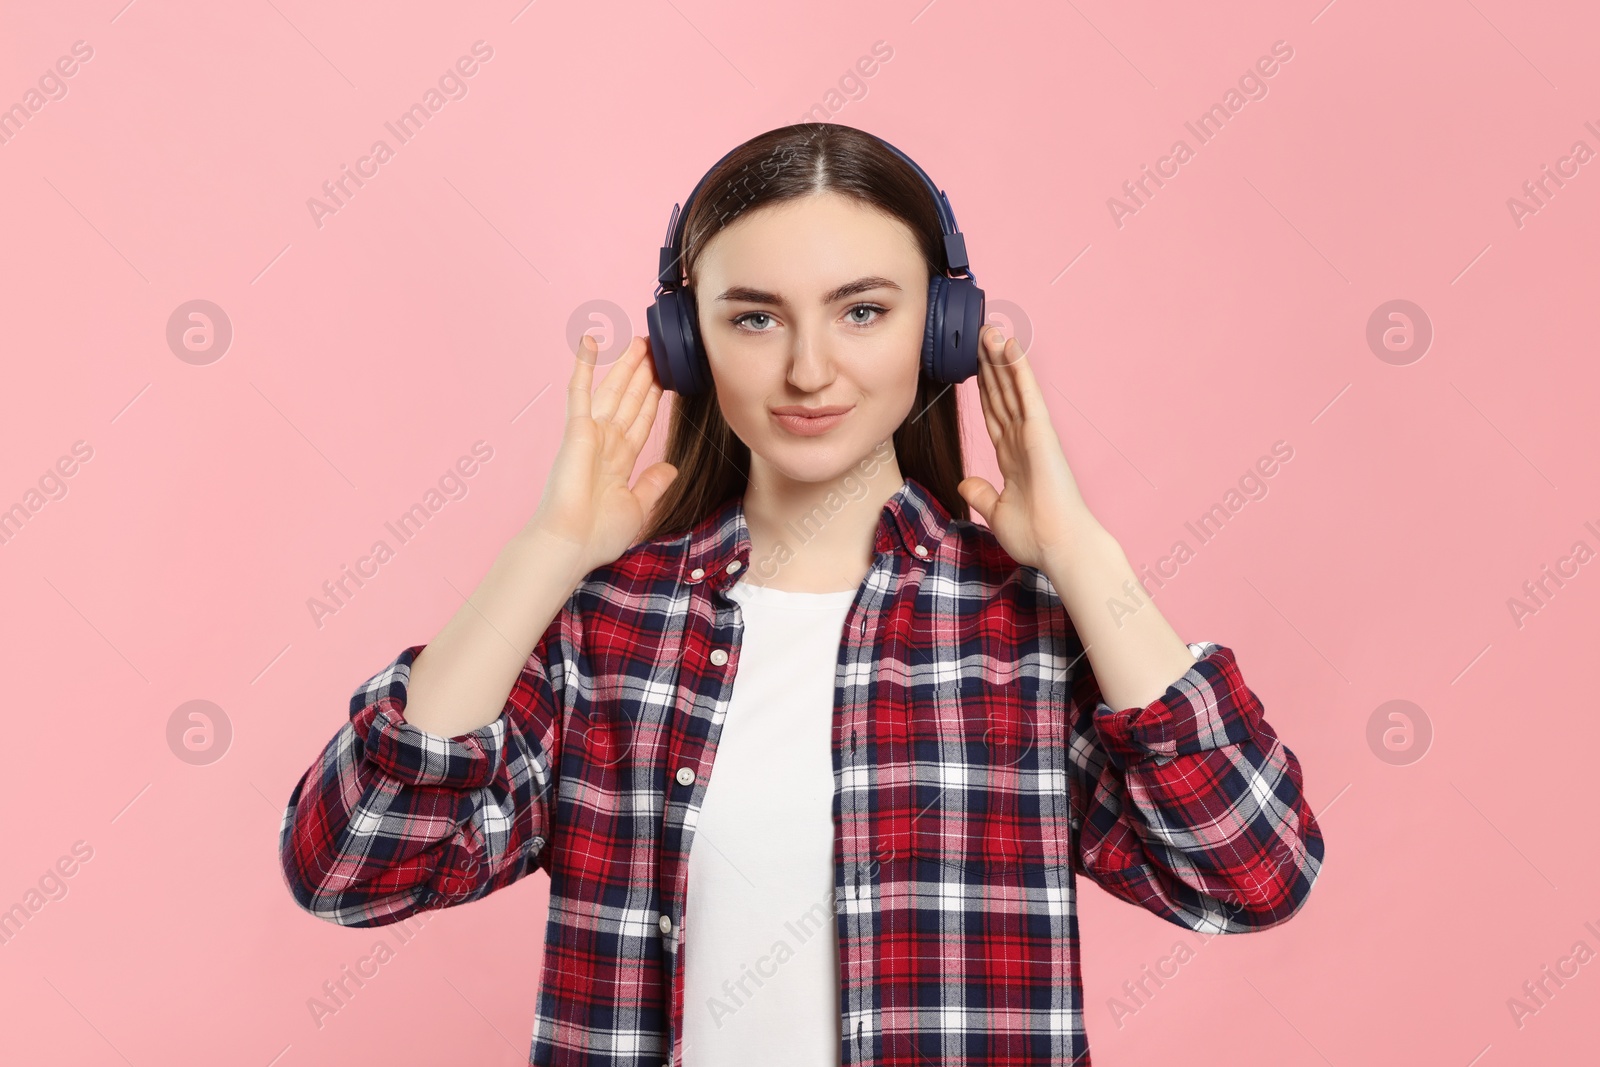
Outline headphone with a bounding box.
[645,131,985,395]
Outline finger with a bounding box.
[986,331,1023,421]
[958,475,1000,524]
[568,334,598,420]
[1006,338,1044,422]
[976,349,1004,444]
[606,341,659,429]
[630,460,680,517]
[590,336,646,423]
[976,329,1007,436]
[622,381,666,457]
[617,374,662,457]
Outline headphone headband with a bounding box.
[655,130,972,292]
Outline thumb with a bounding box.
[958,476,999,524]
[632,461,680,516]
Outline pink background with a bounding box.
[2,0,1596,1063]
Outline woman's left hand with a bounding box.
[957,325,1098,570]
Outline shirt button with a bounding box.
[709,648,729,666]
[726,559,742,574]
[675,766,696,786]
[914,544,929,557]
[659,914,672,934]
[690,566,705,580]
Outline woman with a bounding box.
[279,123,1324,1066]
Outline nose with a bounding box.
[785,321,837,393]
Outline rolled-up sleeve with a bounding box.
[278,599,575,928]
[1065,641,1325,933]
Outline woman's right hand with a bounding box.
[525,333,679,575]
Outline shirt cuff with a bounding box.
[1091,642,1263,768]
[351,644,508,790]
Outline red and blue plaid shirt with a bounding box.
[279,475,1324,1065]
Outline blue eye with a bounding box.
[847,304,887,326]
[732,311,775,332]
[730,304,887,333]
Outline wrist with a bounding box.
[1039,515,1123,593]
[511,523,593,589]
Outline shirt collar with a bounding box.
[681,476,952,591]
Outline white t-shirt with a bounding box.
[682,578,855,1067]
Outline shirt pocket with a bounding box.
[904,678,1067,877]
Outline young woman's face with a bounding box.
[693,190,928,485]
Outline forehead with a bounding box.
[693,191,925,287]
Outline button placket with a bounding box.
[661,585,743,1058]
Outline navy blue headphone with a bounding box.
[646,131,985,395]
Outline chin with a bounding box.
[761,434,881,484]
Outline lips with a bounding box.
[771,405,853,436]
[771,405,852,417]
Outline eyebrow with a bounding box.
[713,276,903,307]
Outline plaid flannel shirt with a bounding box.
[279,475,1324,1065]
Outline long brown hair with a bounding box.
[637,122,972,545]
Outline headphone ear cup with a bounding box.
[922,274,946,382]
[647,288,710,395]
[677,287,710,394]
[924,275,986,384]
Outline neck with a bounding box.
[741,454,906,592]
